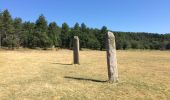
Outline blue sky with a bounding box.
[0,0,170,33]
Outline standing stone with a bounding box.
[106,32,118,82]
[73,36,79,64]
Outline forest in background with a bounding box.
[0,10,170,50]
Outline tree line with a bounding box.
[0,9,170,50]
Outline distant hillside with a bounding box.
[113,32,170,50]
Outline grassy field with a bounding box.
[0,49,170,100]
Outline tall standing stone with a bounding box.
[106,32,118,82]
[73,36,79,64]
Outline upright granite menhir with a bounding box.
[73,36,80,64]
[106,32,118,82]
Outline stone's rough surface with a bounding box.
[73,36,79,64]
[106,32,118,82]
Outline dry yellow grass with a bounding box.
[0,49,170,100]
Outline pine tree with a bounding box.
[166,43,170,50]
[48,22,61,47]
[69,23,81,49]
[34,15,52,48]
[81,23,87,32]
[13,17,22,48]
[74,23,80,31]
[0,11,2,48]
[21,22,35,48]
[0,9,170,50]
[1,10,15,49]
[79,23,88,48]
[61,22,69,48]
[98,26,107,50]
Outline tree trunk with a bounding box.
[106,32,118,82]
[0,34,1,48]
[73,36,79,64]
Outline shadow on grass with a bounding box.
[51,63,73,65]
[64,76,107,83]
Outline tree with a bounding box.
[87,37,100,49]
[0,9,170,50]
[35,15,48,32]
[98,26,107,50]
[0,11,2,48]
[131,41,139,49]
[116,41,123,50]
[13,17,22,48]
[86,29,100,49]
[166,43,170,50]
[74,23,80,31]
[79,23,88,48]
[48,22,61,47]
[21,22,35,48]
[69,23,81,49]
[81,23,87,32]
[34,15,52,48]
[61,22,69,48]
[122,41,131,50]
[1,10,15,49]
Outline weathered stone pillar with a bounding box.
[73,36,79,64]
[106,32,118,82]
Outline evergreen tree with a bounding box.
[0,11,2,48]
[98,26,107,50]
[74,23,80,31]
[0,9,170,50]
[86,30,100,49]
[1,10,15,49]
[13,17,22,48]
[21,22,35,48]
[34,15,52,48]
[79,23,88,48]
[48,22,61,47]
[61,22,69,48]
[166,43,170,50]
[81,23,87,32]
[69,23,81,49]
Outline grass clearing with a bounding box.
[0,49,170,100]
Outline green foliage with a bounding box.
[34,15,52,48]
[0,9,170,50]
[1,10,16,49]
[48,22,61,47]
[86,35,100,49]
[81,23,87,32]
[35,15,48,32]
[99,26,107,50]
[0,11,2,28]
[166,43,170,50]
[0,11,2,47]
[13,17,22,48]
[1,10,14,33]
[114,32,170,50]
[21,22,35,48]
[74,23,80,31]
[131,41,139,49]
[61,23,69,48]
